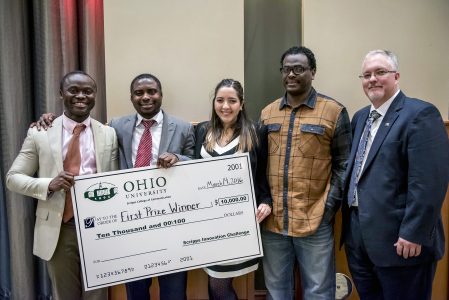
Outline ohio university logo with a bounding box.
[83,182,118,201]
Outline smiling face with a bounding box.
[61,73,96,122]
[214,86,243,128]
[361,53,400,108]
[282,53,315,99]
[130,78,162,119]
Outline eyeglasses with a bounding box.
[280,65,310,75]
[359,70,396,80]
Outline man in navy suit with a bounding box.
[342,50,449,300]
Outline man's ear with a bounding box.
[395,72,400,82]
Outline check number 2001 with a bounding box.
[227,163,243,171]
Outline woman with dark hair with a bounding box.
[195,79,272,300]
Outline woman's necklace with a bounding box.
[219,128,234,146]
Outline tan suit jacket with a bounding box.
[6,116,119,260]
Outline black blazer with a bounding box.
[194,121,272,207]
[341,91,449,267]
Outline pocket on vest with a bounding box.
[267,123,281,154]
[298,124,326,157]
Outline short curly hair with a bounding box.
[280,46,317,72]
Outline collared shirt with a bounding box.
[62,114,97,175]
[352,89,399,206]
[261,88,352,236]
[132,110,163,166]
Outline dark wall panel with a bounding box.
[244,0,301,120]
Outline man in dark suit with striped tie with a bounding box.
[342,50,449,300]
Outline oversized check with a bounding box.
[71,153,263,290]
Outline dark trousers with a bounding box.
[345,208,437,300]
[125,272,187,300]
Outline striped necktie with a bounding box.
[347,110,381,206]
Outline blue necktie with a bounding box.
[347,110,381,206]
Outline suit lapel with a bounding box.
[48,117,64,173]
[91,119,105,172]
[360,92,404,178]
[123,115,137,169]
[159,111,175,154]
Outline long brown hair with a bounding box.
[206,79,258,152]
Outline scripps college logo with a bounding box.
[84,182,118,202]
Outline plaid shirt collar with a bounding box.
[279,87,317,110]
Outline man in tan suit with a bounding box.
[6,71,118,300]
